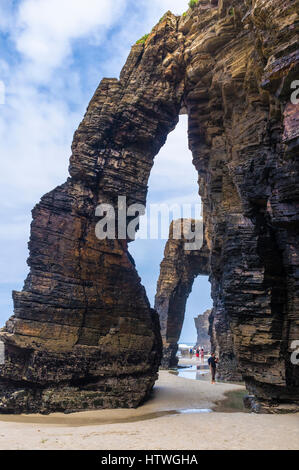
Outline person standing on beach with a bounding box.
[208,353,218,384]
[200,348,204,362]
[196,348,200,360]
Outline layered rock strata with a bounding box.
[209,308,242,381]
[0,0,298,412]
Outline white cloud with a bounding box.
[149,116,199,200]
[0,0,130,300]
[150,0,187,15]
[15,0,126,78]
[0,79,80,203]
[0,1,15,32]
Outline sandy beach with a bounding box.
[0,359,298,450]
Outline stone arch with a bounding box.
[0,2,298,413]
[155,219,210,369]
[155,218,242,381]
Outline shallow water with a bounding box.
[179,408,212,414]
[0,408,214,428]
[0,393,247,428]
[0,410,179,427]
[174,364,210,380]
[174,365,247,413]
[213,390,248,413]
[0,369,247,427]
[0,394,246,428]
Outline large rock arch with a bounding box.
[0,1,298,413]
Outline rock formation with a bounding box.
[155,219,209,368]
[0,0,298,413]
[155,222,240,380]
[194,309,211,352]
[209,308,242,381]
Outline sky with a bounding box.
[0,0,212,343]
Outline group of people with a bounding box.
[189,347,205,361]
[189,347,219,384]
[189,347,204,360]
[196,347,205,362]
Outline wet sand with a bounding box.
[0,359,298,450]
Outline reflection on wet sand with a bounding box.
[213,390,248,414]
[0,360,247,429]
[176,364,210,381]
[0,369,296,450]
[0,410,180,427]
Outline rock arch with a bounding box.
[155,219,210,369]
[155,219,242,382]
[0,1,298,413]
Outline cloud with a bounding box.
[149,116,200,201]
[14,0,126,79]
[0,1,15,32]
[149,0,187,17]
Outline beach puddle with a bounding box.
[0,401,249,428]
[172,364,209,380]
[213,390,248,413]
[0,408,216,427]
[0,382,247,427]
[171,367,248,414]
[178,408,212,414]
[0,410,180,427]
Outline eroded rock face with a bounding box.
[0,0,298,413]
[194,309,211,352]
[209,308,242,382]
